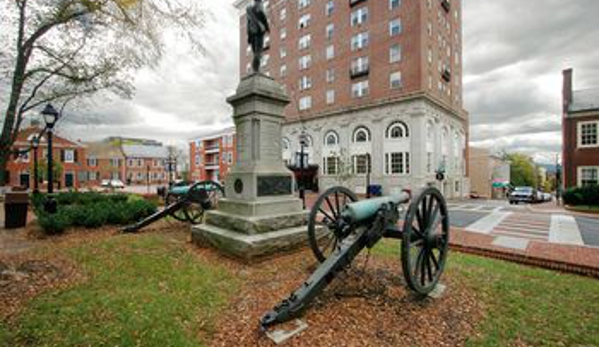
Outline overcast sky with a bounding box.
[16,0,599,164]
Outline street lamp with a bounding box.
[299,132,308,209]
[30,135,40,193]
[366,153,372,198]
[41,103,59,213]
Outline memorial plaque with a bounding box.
[234,179,244,194]
[258,176,292,196]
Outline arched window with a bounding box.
[324,131,339,146]
[386,121,410,138]
[353,126,371,143]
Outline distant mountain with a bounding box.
[537,163,557,174]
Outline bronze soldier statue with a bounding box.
[247,0,270,73]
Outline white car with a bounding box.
[109,179,125,189]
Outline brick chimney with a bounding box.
[562,68,573,115]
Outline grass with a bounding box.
[566,205,599,214]
[1,233,237,347]
[373,240,599,347]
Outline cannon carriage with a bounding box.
[260,186,450,330]
[121,180,224,233]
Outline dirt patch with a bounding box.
[201,247,484,347]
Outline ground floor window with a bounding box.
[323,156,339,175]
[427,152,433,173]
[353,154,371,175]
[385,152,410,175]
[580,167,598,187]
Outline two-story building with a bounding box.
[122,144,169,185]
[85,141,127,185]
[562,68,599,188]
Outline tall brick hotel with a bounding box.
[229,0,468,197]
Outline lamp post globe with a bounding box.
[42,104,59,129]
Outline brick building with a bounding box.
[189,127,237,183]
[562,68,599,188]
[468,147,510,199]
[234,0,469,197]
[122,144,169,185]
[85,141,127,185]
[7,126,89,190]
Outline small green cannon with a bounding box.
[121,180,224,233]
[260,186,449,330]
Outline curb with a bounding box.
[450,243,599,279]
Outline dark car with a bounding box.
[509,186,537,204]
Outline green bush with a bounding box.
[32,192,158,234]
[563,185,599,206]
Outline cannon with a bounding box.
[121,180,224,233]
[260,186,449,331]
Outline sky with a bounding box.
[9,0,599,164]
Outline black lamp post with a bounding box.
[299,133,307,209]
[31,135,40,193]
[42,104,59,213]
[366,153,372,199]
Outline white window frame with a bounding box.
[299,75,312,90]
[298,0,311,10]
[299,55,312,70]
[298,14,311,29]
[326,23,334,40]
[326,68,335,83]
[324,131,339,146]
[299,34,311,50]
[326,44,335,60]
[352,80,369,98]
[578,121,599,148]
[353,126,371,143]
[578,166,599,187]
[326,89,335,105]
[390,0,401,10]
[323,156,339,176]
[326,0,334,16]
[299,96,312,110]
[350,7,368,27]
[390,44,402,63]
[353,154,371,175]
[389,18,402,36]
[351,32,369,51]
[390,71,402,89]
[385,152,410,175]
[64,149,75,163]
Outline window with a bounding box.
[280,28,287,40]
[326,68,335,83]
[280,8,287,21]
[389,18,402,36]
[63,149,75,163]
[326,23,334,40]
[324,131,339,146]
[299,34,311,50]
[580,167,599,187]
[298,0,310,10]
[324,156,339,175]
[280,64,287,77]
[299,76,312,90]
[299,55,312,70]
[261,54,269,67]
[351,32,369,51]
[280,47,287,58]
[390,44,402,63]
[352,80,369,98]
[351,7,368,26]
[195,155,201,165]
[354,154,371,175]
[351,56,369,75]
[386,122,409,138]
[137,159,143,167]
[87,157,97,167]
[326,90,335,105]
[299,96,312,110]
[390,0,401,10]
[353,126,371,142]
[326,0,334,16]
[298,14,311,29]
[385,152,410,175]
[17,148,30,163]
[326,45,335,60]
[390,71,402,89]
[579,121,598,147]
[282,138,291,150]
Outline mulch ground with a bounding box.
[191,244,483,347]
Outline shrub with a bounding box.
[563,185,599,206]
[37,212,69,235]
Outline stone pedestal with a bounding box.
[192,73,309,261]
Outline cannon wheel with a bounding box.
[308,186,358,262]
[401,187,449,295]
[166,180,225,224]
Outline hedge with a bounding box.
[33,192,157,235]
[562,185,599,206]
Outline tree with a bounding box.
[504,153,538,187]
[35,157,63,184]
[0,0,207,185]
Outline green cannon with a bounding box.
[121,180,224,233]
[260,186,450,330]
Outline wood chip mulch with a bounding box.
[192,246,484,347]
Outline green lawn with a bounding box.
[373,240,599,347]
[0,233,237,347]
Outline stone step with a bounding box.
[204,210,308,235]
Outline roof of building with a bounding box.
[189,126,236,143]
[570,87,599,112]
[86,142,123,159]
[121,144,169,159]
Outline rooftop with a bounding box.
[190,126,236,143]
[570,87,599,112]
[121,144,169,159]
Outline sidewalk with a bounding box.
[451,228,599,278]
[0,202,36,255]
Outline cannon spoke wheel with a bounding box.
[186,180,225,224]
[166,193,188,223]
[308,186,358,262]
[401,187,449,295]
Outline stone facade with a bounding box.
[281,96,469,198]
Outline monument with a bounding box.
[192,0,310,261]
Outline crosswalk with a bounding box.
[449,204,586,250]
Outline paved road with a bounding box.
[448,201,599,249]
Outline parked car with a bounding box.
[509,186,537,204]
[110,179,125,189]
[100,179,111,188]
